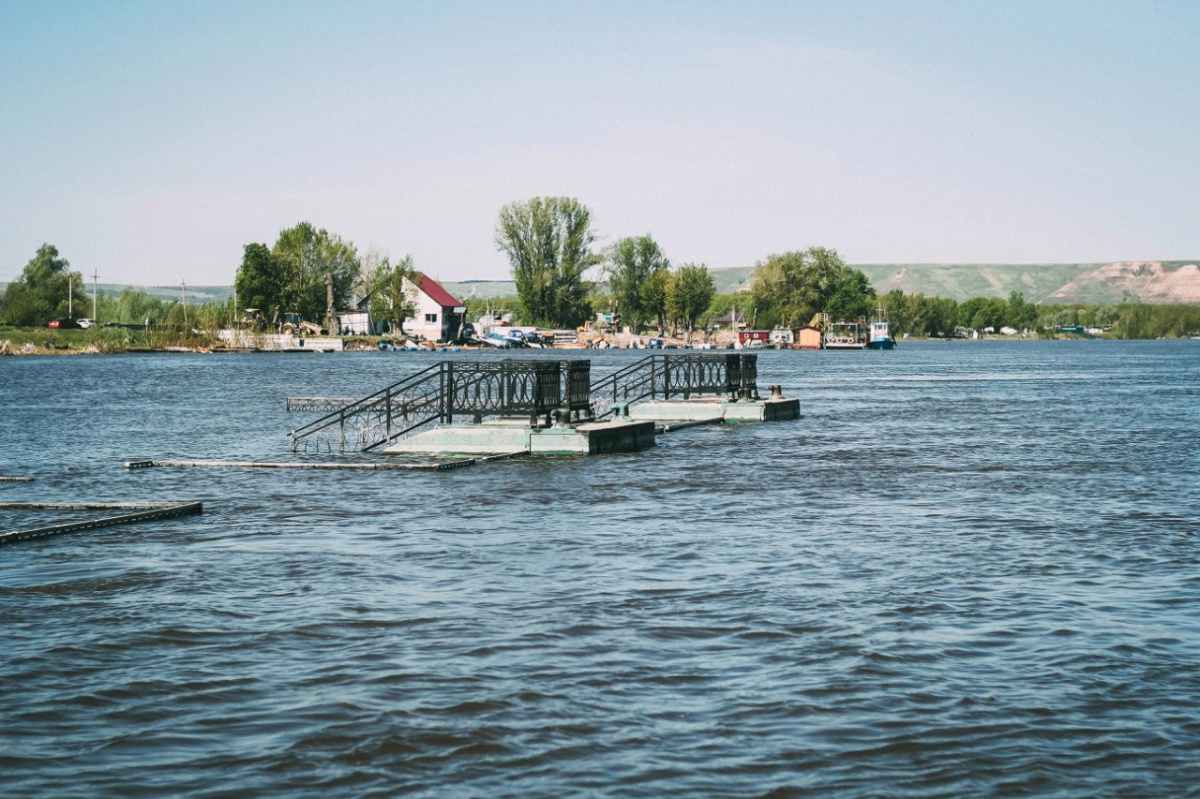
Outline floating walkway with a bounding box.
[383,418,656,456]
[1,501,202,547]
[628,388,800,424]
[124,454,528,472]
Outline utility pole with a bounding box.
[92,269,99,321]
[68,276,73,317]
[181,280,188,328]
[325,273,334,334]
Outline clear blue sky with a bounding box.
[2,0,1197,286]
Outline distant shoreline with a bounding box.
[8,332,1187,358]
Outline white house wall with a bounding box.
[393,276,466,341]
[406,285,444,339]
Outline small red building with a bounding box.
[738,329,770,347]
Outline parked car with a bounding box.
[76,318,94,329]
[47,318,82,329]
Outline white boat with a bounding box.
[867,309,896,350]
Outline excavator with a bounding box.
[280,312,327,336]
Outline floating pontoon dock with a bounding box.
[286,353,797,457]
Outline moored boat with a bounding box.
[868,310,896,350]
[823,321,866,349]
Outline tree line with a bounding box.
[5,205,1198,340]
[0,244,215,329]
[494,197,875,335]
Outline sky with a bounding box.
[2,0,1197,287]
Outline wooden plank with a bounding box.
[657,417,726,433]
[126,458,477,472]
[1,502,203,546]
[0,502,191,510]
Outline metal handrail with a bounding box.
[289,362,444,453]
[289,359,595,453]
[589,353,759,419]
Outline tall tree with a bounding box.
[0,244,84,326]
[605,235,669,332]
[666,263,716,337]
[495,197,598,327]
[748,247,873,328]
[640,268,670,332]
[366,254,419,335]
[1007,291,1038,331]
[233,243,282,316]
[824,266,875,321]
[958,296,1008,332]
[271,222,360,325]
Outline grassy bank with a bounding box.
[0,326,218,355]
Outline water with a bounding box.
[2,341,1198,798]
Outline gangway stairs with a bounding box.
[288,360,591,454]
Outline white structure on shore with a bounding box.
[402,273,467,342]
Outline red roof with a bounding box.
[414,272,462,308]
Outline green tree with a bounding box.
[271,222,360,327]
[0,244,84,326]
[495,197,598,327]
[106,287,171,327]
[881,289,909,335]
[1006,291,1038,331]
[605,235,669,332]
[366,255,419,335]
[665,263,716,337]
[825,266,875,321]
[958,296,1008,332]
[925,296,959,337]
[234,243,283,318]
[640,268,670,332]
[748,247,873,328]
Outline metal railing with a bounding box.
[288,360,593,453]
[590,353,759,419]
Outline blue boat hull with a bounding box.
[868,339,896,350]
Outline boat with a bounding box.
[823,321,866,349]
[768,327,794,349]
[867,308,896,350]
[737,329,770,349]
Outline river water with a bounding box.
[2,340,1198,798]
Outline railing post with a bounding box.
[444,362,454,425]
[385,387,393,441]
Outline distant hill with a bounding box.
[126,284,235,304]
[446,261,1200,305]
[0,282,235,305]
[854,261,1200,305]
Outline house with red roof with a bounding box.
[403,272,467,342]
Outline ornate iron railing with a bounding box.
[289,360,593,453]
[590,353,759,419]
